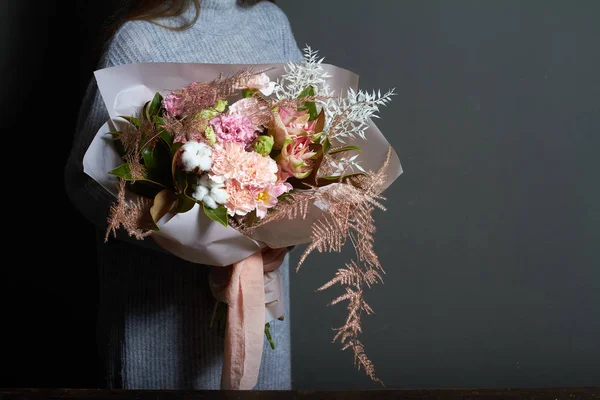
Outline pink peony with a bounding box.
[210,113,257,145]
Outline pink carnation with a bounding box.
[210,142,278,189]
[210,142,247,182]
[210,142,284,217]
[236,151,278,188]
[225,180,257,217]
[210,114,257,145]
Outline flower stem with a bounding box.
[264,323,275,350]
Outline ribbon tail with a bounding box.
[221,251,265,390]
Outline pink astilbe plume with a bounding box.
[105,179,154,242]
[161,69,258,142]
[309,149,392,385]
[114,116,155,180]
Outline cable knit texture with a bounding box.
[64,0,303,390]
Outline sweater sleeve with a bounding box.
[63,28,166,252]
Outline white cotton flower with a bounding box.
[203,195,218,209]
[192,185,209,201]
[181,141,212,172]
[192,174,229,209]
[210,187,229,204]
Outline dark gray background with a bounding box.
[1,0,598,390]
[278,0,600,390]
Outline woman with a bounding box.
[64,0,303,390]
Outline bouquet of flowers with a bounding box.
[84,47,402,389]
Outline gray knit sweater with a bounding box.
[64,0,303,390]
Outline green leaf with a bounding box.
[298,85,314,98]
[176,194,196,214]
[109,163,132,179]
[171,142,184,159]
[119,115,140,128]
[297,85,318,120]
[126,180,164,199]
[150,189,177,225]
[242,88,257,98]
[159,129,174,147]
[109,163,167,193]
[148,92,163,118]
[171,142,185,182]
[172,173,196,213]
[322,136,332,154]
[154,116,174,147]
[277,191,291,202]
[142,142,172,187]
[328,145,362,155]
[113,138,126,158]
[214,99,228,112]
[202,204,228,227]
[141,146,157,170]
[314,109,325,133]
[107,131,121,136]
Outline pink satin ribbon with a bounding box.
[209,248,288,390]
[211,251,265,390]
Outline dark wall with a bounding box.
[278,0,600,390]
[1,0,121,388]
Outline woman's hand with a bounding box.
[261,246,288,272]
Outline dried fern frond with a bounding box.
[318,260,383,385]
[183,69,254,111]
[105,179,153,242]
[236,148,392,384]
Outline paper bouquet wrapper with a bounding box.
[83,62,402,389]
